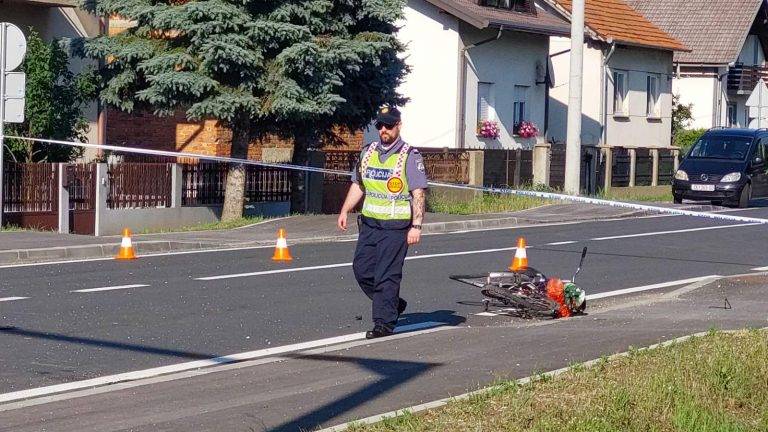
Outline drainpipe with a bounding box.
[601,41,616,147]
[457,26,504,148]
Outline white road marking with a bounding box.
[590,223,759,241]
[546,241,577,245]
[586,276,719,300]
[751,266,768,271]
[70,284,150,293]
[196,246,520,281]
[0,297,29,302]
[0,210,761,269]
[0,321,444,405]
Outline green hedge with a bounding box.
[674,128,707,155]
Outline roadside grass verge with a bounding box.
[597,188,674,203]
[139,216,266,234]
[427,191,554,215]
[0,224,43,232]
[347,328,768,432]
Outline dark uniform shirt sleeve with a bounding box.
[406,149,429,190]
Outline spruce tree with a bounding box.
[78,0,408,219]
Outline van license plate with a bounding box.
[691,184,715,191]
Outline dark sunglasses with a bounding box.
[375,122,398,130]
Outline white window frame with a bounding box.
[646,74,661,118]
[513,85,528,126]
[613,70,629,117]
[477,82,495,122]
[727,103,737,127]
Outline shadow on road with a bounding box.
[266,354,441,432]
[0,326,217,360]
[397,309,466,327]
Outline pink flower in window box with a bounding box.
[515,121,539,138]
[477,120,500,139]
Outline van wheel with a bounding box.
[738,184,751,208]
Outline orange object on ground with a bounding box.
[115,228,137,260]
[272,228,293,261]
[545,278,571,318]
[509,237,528,271]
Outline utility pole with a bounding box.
[564,0,585,195]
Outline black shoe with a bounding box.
[397,298,408,316]
[365,326,394,339]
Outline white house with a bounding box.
[545,0,687,149]
[628,0,768,130]
[364,0,571,150]
[0,0,100,146]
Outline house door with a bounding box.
[66,164,96,235]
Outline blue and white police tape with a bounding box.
[6,134,768,226]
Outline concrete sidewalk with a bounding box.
[0,273,763,432]
[0,202,714,265]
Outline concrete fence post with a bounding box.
[603,146,613,192]
[58,163,69,234]
[171,163,183,208]
[628,148,637,188]
[673,148,680,171]
[532,137,551,187]
[94,163,108,237]
[651,148,659,187]
[306,150,325,214]
[467,150,484,186]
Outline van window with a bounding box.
[688,136,753,160]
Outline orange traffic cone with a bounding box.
[272,228,293,261]
[509,237,528,271]
[115,228,137,260]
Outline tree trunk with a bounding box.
[290,131,316,214]
[221,117,251,222]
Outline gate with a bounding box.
[66,164,96,235]
[2,163,59,230]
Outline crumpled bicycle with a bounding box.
[450,247,588,319]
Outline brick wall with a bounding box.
[106,109,363,160]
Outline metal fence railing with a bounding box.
[2,162,58,213]
[108,163,173,209]
[182,163,291,206]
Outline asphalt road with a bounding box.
[1,207,768,395]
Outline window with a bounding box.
[513,85,528,126]
[477,82,494,122]
[613,70,628,116]
[727,103,737,127]
[480,0,532,13]
[646,75,660,117]
[688,136,752,161]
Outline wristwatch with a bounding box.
[412,224,422,230]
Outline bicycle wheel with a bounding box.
[481,286,558,319]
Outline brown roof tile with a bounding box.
[424,0,571,35]
[626,0,763,64]
[554,0,687,51]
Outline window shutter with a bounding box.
[478,83,492,121]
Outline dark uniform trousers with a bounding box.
[353,216,409,331]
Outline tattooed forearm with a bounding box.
[412,189,425,225]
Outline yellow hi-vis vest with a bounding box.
[360,142,412,221]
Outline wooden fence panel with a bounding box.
[108,163,173,209]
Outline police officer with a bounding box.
[337,106,428,339]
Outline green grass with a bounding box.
[348,329,768,432]
[139,216,266,234]
[0,224,43,232]
[427,192,554,215]
[598,189,674,203]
